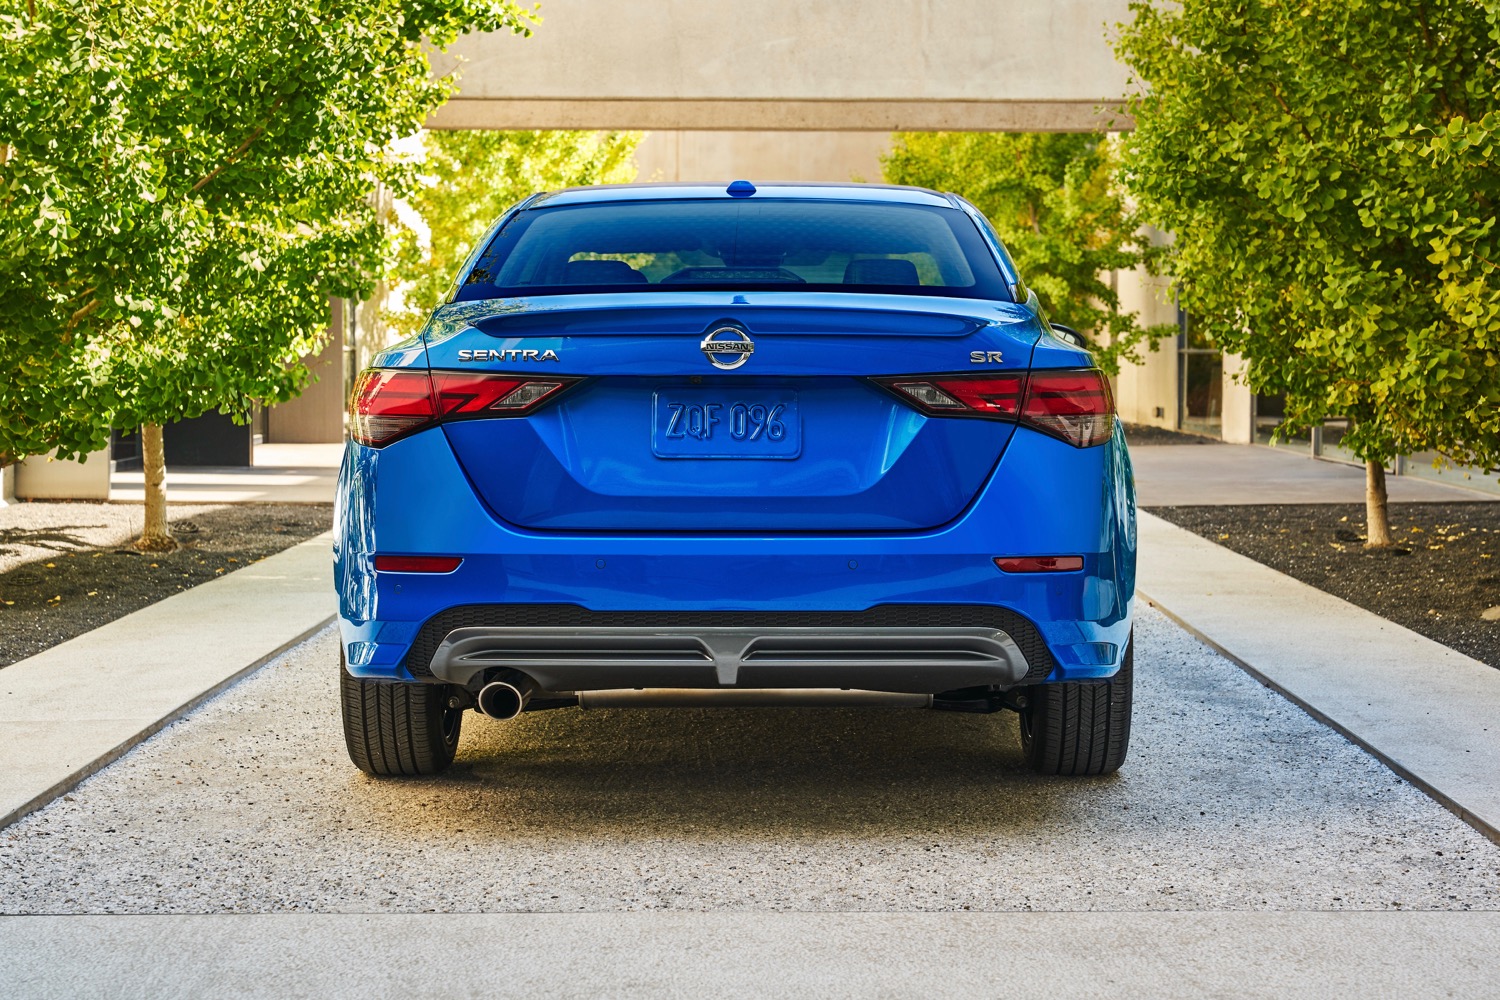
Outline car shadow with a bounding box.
[378,705,1125,839]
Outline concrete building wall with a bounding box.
[430,0,1134,132]
[1221,353,1254,444]
[267,299,346,444]
[1112,264,1179,429]
[632,131,892,184]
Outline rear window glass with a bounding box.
[456,199,1011,301]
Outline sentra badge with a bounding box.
[458,349,560,362]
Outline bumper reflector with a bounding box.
[374,555,463,574]
[994,556,1084,573]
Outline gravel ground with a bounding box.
[2,606,1497,914]
[1149,503,1500,667]
[1123,423,1224,447]
[0,502,331,668]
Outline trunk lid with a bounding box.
[424,292,1041,532]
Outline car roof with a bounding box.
[533,182,960,210]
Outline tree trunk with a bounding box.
[1365,459,1394,549]
[135,423,176,552]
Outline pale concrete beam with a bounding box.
[429,98,1130,132]
[430,0,1135,132]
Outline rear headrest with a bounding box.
[561,259,648,284]
[843,258,920,286]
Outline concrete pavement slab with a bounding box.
[1137,511,1500,842]
[1131,443,1496,505]
[0,533,335,829]
[110,443,341,504]
[2,911,1497,999]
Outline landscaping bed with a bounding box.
[1123,423,1224,446]
[0,502,331,669]
[1148,502,1500,667]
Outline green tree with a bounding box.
[387,129,641,338]
[0,0,533,548]
[881,131,1167,373]
[1117,0,1500,546]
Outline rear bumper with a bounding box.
[335,422,1137,686]
[430,623,1031,693]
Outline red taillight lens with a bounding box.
[994,556,1084,573]
[350,370,435,446]
[1022,370,1115,448]
[374,555,463,573]
[878,369,1114,448]
[887,374,1025,417]
[430,373,574,416]
[350,370,579,446]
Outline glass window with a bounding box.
[456,199,1012,301]
[1254,392,1311,447]
[1176,310,1222,437]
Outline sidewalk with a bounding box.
[1131,443,1498,506]
[3,912,1496,999]
[0,533,335,829]
[110,442,341,504]
[1136,511,1500,843]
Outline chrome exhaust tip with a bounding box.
[476,675,537,720]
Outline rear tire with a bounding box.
[340,648,462,776]
[1019,630,1132,776]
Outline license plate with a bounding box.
[652,389,801,459]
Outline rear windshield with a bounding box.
[455,199,1012,301]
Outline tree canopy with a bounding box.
[1116,0,1500,482]
[0,0,535,468]
[386,129,641,338]
[881,131,1167,373]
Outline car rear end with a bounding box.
[335,183,1136,778]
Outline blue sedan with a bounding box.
[335,182,1136,777]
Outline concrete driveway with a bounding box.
[3,607,1496,916]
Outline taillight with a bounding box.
[1022,370,1115,448]
[886,374,1024,417]
[877,369,1114,448]
[350,370,434,446]
[350,370,579,446]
